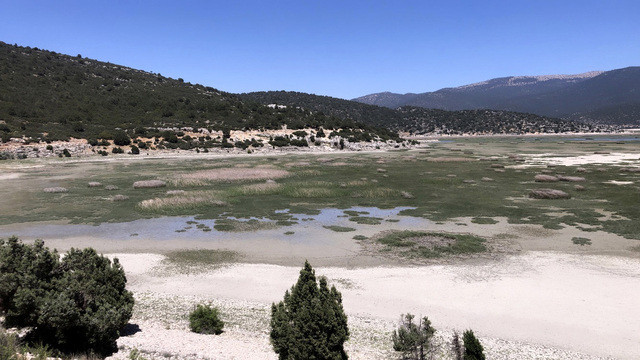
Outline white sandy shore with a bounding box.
[107,251,638,360]
[524,152,640,166]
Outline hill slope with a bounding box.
[353,68,640,125]
[240,91,604,135]
[0,42,396,142]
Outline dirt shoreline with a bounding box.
[104,251,636,360]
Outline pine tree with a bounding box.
[391,314,436,360]
[462,330,485,360]
[452,331,463,360]
[270,261,349,360]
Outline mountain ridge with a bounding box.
[353,67,640,125]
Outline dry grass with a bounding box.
[109,194,129,201]
[178,168,290,183]
[87,181,102,187]
[285,187,334,198]
[133,180,167,189]
[352,187,398,198]
[139,191,226,210]
[105,185,119,190]
[43,187,68,193]
[427,157,476,162]
[233,181,282,196]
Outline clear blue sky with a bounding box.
[1,1,639,99]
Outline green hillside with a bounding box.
[0,42,398,143]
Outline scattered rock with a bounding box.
[535,174,559,182]
[557,175,586,182]
[620,167,640,173]
[43,187,68,193]
[529,189,571,199]
[133,180,167,189]
[401,191,414,199]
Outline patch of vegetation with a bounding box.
[323,225,356,232]
[352,235,368,240]
[213,218,279,232]
[471,217,499,225]
[189,304,224,335]
[572,237,592,246]
[165,249,240,266]
[375,230,487,258]
[348,216,383,225]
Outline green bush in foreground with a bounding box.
[270,261,349,360]
[189,304,224,335]
[0,237,134,356]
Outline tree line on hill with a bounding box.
[241,91,611,135]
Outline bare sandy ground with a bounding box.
[105,251,637,360]
[524,152,640,166]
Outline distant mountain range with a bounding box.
[353,67,640,125]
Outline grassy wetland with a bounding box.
[2,134,640,359]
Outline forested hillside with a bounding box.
[0,42,397,143]
[241,91,606,135]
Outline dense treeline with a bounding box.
[0,42,398,142]
[241,91,610,135]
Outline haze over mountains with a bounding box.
[353,67,640,125]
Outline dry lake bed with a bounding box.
[1,135,639,359]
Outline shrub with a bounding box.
[130,145,140,155]
[0,329,20,360]
[463,330,485,360]
[0,237,134,356]
[112,147,124,154]
[188,304,224,335]
[270,261,349,360]
[62,149,71,157]
[112,131,131,146]
[46,145,53,151]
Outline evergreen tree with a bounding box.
[0,237,134,356]
[451,331,463,360]
[462,330,485,360]
[391,314,436,360]
[270,261,349,360]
